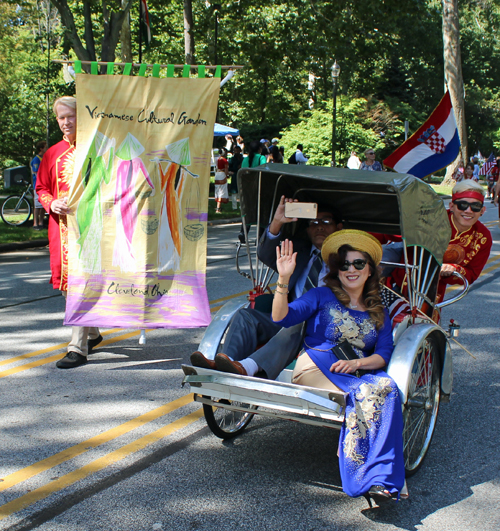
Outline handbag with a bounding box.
[304,340,367,378]
[331,341,367,378]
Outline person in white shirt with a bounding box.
[347,151,361,169]
[295,144,308,165]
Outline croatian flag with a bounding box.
[384,91,460,179]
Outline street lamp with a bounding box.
[331,60,341,167]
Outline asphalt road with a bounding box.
[1,206,499,531]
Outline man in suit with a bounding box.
[191,196,342,378]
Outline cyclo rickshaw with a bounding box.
[182,164,469,477]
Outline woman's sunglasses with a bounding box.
[340,259,367,271]
[453,200,483,213]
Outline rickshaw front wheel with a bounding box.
[402,335,441,476]
[203,400,256,439]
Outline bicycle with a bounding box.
[1,179,33,226]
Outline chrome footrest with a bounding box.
[182,365,346,428]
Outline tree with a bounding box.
[51,0,133,64]
[120,0,133,63]
[183,0,195,64]
[442,0,467,184]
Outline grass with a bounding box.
[0,196,240,247]
[430,184,453,196]
[206,198,241,221]
[0,222,48,245]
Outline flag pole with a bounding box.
[139,0,143,64]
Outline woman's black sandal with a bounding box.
[363,485,393,508]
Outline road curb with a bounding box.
[0,218,241,254]
[207,217,241,226]
[0,238,49,253]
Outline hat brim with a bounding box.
[321,230,383,265]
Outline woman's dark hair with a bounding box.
[324,244,385,329]
[270,145,282,162]
[218,147,227,157]
[247,140,262,166]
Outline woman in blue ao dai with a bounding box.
[271,230,406,504]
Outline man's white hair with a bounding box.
[452,179,485,197]
[53,96,76,116]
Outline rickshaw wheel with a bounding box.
[403,335,441,476]
[203,401,256,439]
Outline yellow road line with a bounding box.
[0,329,151,379]
[447,254,500,292]
[0,408,203,521]
[209,288,249,305]
[0,394,193,493]
[0,329,121,367]
[485,253,500,266]
[2,291,248,369]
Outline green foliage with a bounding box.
[279,96,428,167]
[0,1,72,173]
[2,0,500,176]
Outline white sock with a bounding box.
[239,358,259,376]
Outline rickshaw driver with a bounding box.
[191,196,343,377]
[384,180,492,307]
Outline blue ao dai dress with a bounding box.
[274,287,405,498]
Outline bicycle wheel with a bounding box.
[203,401,256,440]
[402,335,441,476]
[1,195,32,226]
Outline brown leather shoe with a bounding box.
[215,353,247,376]
[190,351,217,370]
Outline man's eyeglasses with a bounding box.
[453,200,483,213]
[308,219,335,227]
[340,259,367,271]
[366,152,375,155]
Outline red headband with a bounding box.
[452,191,484,203]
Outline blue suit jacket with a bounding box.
[257,228,314,301]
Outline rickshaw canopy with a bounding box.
[237,164,451,264]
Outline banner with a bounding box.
[64,73,220,328]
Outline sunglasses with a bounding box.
[308,219,335,226]
[340,259,367,271]
[453,200,483,213]
[366,152,375,155]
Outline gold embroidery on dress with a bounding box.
[329,308,375,351]
[343,377,393,464]
[60,149,76,186]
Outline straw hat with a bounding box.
[321,230,383,265]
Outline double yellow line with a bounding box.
[0,396,202,520]
[446,252,500,292]
[0,289,250,379]
[0,289,250,520]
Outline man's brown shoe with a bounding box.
[190,351,217,370]
[215,353,247,376]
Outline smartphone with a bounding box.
[284,202,318,219]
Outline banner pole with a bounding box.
[52,59,243,70]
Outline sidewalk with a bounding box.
[0,217,241,254]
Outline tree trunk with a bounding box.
[51,0,132,69]
[120,0,132,63]
[183,0,195,64]
[442,0,467,185]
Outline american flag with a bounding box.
[479,153,496,175]
[380,287,411,328]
